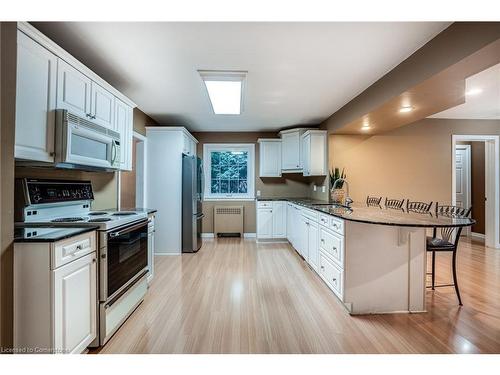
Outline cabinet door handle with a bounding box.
[332,246,337,252]
[320,238,325,243]
[320,265,324,270]
[92,258,96,263]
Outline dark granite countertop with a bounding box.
[257,197,475,228]
[14,226,99,243]
[101,207,157,214]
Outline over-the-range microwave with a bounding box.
[54,109,121,171]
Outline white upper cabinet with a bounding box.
[15,31,57,162]
[115,98,133,171]
[301,130,327,176]
[258,139,282,177]
[280,130,302,170]
[182,132,197,156]
[56,58,92,118]
[91,82,115,129]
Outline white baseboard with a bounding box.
[471,232,485,242]
[202,232,256,238]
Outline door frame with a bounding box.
[451,135,500,249]
[454,144,471,237]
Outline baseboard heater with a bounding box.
[214,206,244,237]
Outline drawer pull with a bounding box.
[332,278,337,283]
[320,238,325,243]
[320,265,324,270]
[332,246,337,252]
[333,224,339,229]
[76,245,83,251]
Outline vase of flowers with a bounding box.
[329,167,346,204]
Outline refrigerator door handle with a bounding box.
[196,213,205,219]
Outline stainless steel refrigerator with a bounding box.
[182,154,204,252]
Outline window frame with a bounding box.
[203,143,255,201]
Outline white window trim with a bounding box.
[203,143,255,201]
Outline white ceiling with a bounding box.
[431,63,500,120]
[33,22,450,132]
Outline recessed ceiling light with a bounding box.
[198,70,247,115]
[465,88,483,96]
[399,106,413,113]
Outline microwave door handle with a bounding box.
[111,141,117,165]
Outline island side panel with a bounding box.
[343,221,427,314]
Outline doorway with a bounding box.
[118,132,147,209]
[452,135,500,249]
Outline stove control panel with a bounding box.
[23,179,94,205]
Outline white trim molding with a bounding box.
[201,233,215,238]
[203,143,255,201]
[451,134,500,249]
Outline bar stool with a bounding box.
[366,196,382,206]
[406,200,433,213]
[426,203,472,305]
[384,197,405,209]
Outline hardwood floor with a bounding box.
[95,237,500,354]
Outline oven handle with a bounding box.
[109,220,148,238]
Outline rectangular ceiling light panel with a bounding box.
[199,71,247,115]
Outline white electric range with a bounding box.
[15,178,150,347]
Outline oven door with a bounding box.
[100,220,148,302]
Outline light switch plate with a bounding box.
[322,186,326,193]
[313,184,317,192]
[257,190,261,197]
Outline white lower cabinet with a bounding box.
[286,205,345,302]
[14,231,98,354]
[53,252,97,354]
[257,207,273,239]
[256,201,287,240]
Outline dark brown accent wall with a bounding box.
[321,22,500,134]
[192,132,313,233]
[1,22,17,349]
[459,142,486,234]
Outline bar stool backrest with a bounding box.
[406,200,433,213]
[433,203,472,245]
[366,196,382,206]
[384,197,405,209]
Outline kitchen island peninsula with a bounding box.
[256,198,474,314]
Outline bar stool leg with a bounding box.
[452,249,463,306]
[431,250,436,290]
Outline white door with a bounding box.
[259,141,282,177]
[257,208,273,239]
[52,253,97,354]
[308,221,319,271]
[15,32,57,162]
[56,59,92,118]
[272,201,286,238]
[281,131,301,170]
[91,82,115,129]
[115,98,133,170]
[455,145,471,236]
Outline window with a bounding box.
[203,144,255,200]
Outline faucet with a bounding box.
[332,178,353,207]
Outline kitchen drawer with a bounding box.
[52,231,96,269]
[257,201,273,208]
[319,213,344,236]
[301,207,318,222]
[319,226,344,267]
[319,250,343,299]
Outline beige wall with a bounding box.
[133,108,157,136]
[193,132,314,233]
[1,22,16,349]
[329,118,500,214]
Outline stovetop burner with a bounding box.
[112,212,136,216]
[88,218,112,222]
[51,217,85,222]
[88,212,108,216]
